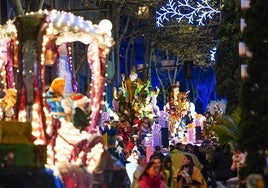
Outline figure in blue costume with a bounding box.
[46,77,66,119]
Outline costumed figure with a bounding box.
[168,107,180,136]
[117,114,132,144]
[108,117,119,149]
[167,82,180,111]
[125,68,140,102]
[99,119,118,149]
[46,77,66,119]
[132,117,142,135]
[140,117,152,140]
[132,94,144,118]
[152,117,162,147]
[139,95,154,120]
[173,82,180,106]
[72,94,90,132]
[112,87,124,113]
[113,86,131,118]
[150,86,160,117]
[0,88,17,121]
[158,111,169,129]
[61,95,75,122]
[121,74,128,98]
[178,91,190,116]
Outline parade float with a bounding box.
[0,9,116,187]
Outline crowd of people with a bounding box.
[95,108,265,188]
[112,138,266,188]
[43,75,267,188]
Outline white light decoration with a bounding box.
[210,47,217,61]
[239,42,246,56]
[45,10,113,51]
[239,42,252,58]
[241,64,248,78]
[241,0,250,10]
[156,0,221,27]
[240,18,246,33]
[99,19,113,34]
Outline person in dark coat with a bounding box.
[150,145,165,162]
[209,143,237,188]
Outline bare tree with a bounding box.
[11,0,44,15]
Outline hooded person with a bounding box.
[71,93,91,131]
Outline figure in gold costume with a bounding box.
[125,68,142,102]
[0,88,17,121]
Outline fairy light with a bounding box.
[31,103,46,145]
[18,110,27,122]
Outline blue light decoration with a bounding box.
[210,47,217,62]
[156,0,220,27]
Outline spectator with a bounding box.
[140,117,151,140]
[115,135,129,166]
[170,143,203,174]
[131,155,147,188]
[132,138,146,157]
[162,156,176,188]
[150,145,165,162]
[151,156,163,173]
[138,161,166,188]
[176,154,207,188]
[117,114,132,144]
[210,143,237,188]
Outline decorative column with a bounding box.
[15,14,46,121]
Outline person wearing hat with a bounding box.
[72,93,90,131]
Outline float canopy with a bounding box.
[0,9,113,53]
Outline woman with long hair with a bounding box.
[138,161,166,188]
[162,156,175,188]
[176,155,207,188]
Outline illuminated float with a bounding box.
[0,9,116,187]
